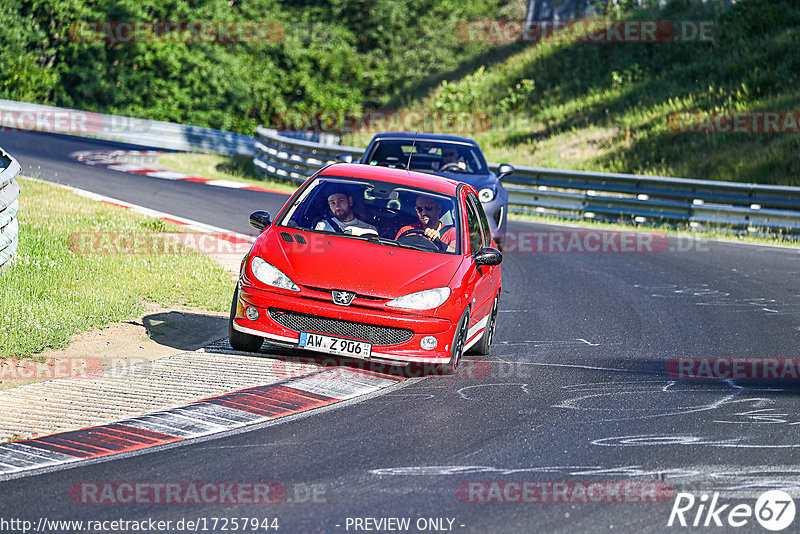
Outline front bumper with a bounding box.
[232,284,459,364]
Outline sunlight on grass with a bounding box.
[0,178,235,359]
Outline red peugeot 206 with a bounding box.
[228,163,502,372]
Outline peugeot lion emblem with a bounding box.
[332,290,355,306]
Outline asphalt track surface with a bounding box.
[2,130,800,533]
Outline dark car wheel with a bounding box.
[438,307,470,375]
[469,292,499,355]
[228,285,264,353]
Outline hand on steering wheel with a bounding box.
[440,162,466,172]
[397,228,447,251]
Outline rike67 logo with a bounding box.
[668,491,796,531]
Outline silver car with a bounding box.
[351,132,514,249]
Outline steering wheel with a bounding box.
[440,162,466,172]
[396,228,446,251]
[377,157,406,169]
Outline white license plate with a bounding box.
[298,332,372,358]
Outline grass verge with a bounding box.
[157,153,298,194]
[0,177,235,359]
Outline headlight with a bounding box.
[478,187,495,202]
[250,256,300,291]
[386,287,450,310]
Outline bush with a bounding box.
[5,0,502,133]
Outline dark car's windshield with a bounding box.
[277,176,460,254]
[364,139,488,175]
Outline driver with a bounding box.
[440,146,467,171]
[315,187,378,236]
[396,195,456,252]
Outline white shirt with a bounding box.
[315,217,378,236]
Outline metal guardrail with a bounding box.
[253,127,361,182]
[0,99,254,155]
[0,147,21,270]
[497,165,800,232]
[254,127,800,233]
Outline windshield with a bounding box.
[364,139,488,175]
[277,176,460,254]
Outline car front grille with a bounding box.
[303,286,386,302]
[268,308,413,346]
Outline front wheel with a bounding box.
[469,293,499,355]
[437,308,470,375]
[228,285,264,353]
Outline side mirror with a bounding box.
[249,210,271,231]
[335,153,353,163]
[474,246,503,266]
[497,163,514,180]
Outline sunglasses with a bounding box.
[442,152,458,157]
[415,205,436,212]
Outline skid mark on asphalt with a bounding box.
[444,360,800,456]
[713,407,800,425]
[591,435,800,449]
[497,338,605,348]
[369,465,693,477]
[482,359,664,378]
[456,383,531,400]
[633,283,800,316]
[552,376,749,423]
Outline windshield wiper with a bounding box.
[328,233,433,252]
[355,234,431,252]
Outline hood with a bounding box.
[252,229,464,298]
[420,170,497,191]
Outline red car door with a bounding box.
[463,191,500,335]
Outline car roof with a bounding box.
[367,131,480,147]
[319,163,462,196]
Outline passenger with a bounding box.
[315,187,378,236]
[396,195,456,252]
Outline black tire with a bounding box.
[469,292,500,355]
[228,285,264,353]
[437,307,470,375]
